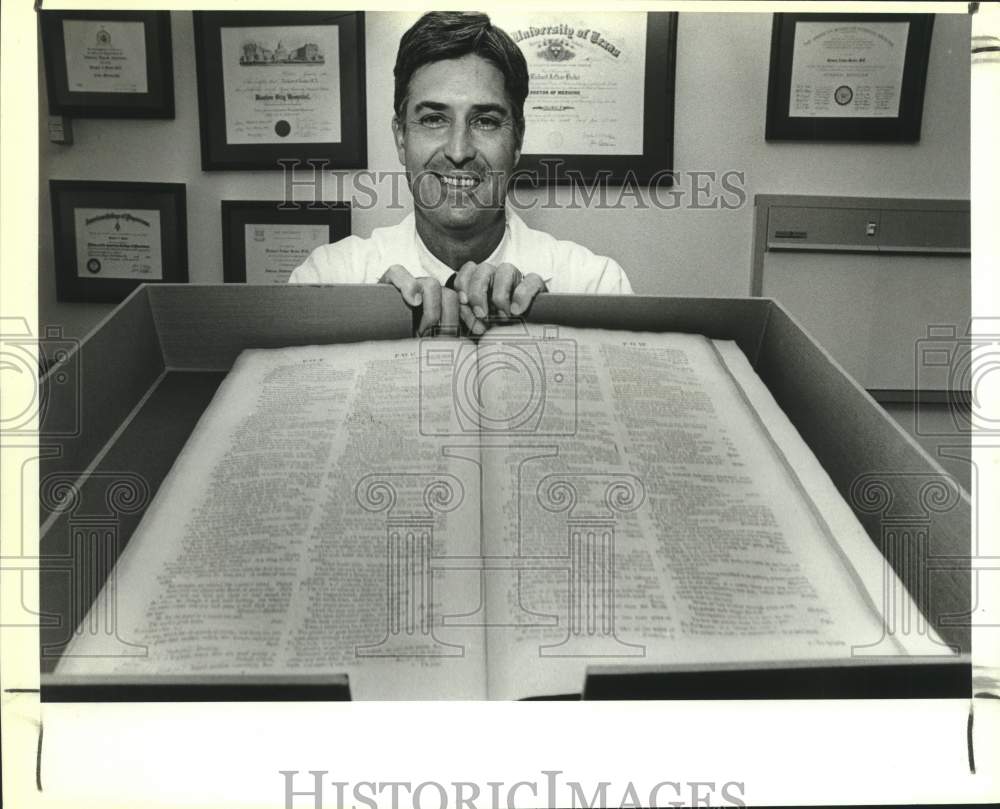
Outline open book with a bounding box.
[55,324,955,699]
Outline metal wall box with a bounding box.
[752,194,971,394]
[759,195,970,257]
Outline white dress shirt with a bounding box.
[288,210,633,294]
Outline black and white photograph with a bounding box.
[2,2,998,808]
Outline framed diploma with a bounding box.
[221,201,351,284]
[766,13,934,142]
[489,11,676,185]
[40,11,174,118]
[194,11,366,171]
[50,180,188,303]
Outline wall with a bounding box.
[38,11,971,338]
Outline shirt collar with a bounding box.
[412,213,512,283]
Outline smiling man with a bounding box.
[289,11,633,335]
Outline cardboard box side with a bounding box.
[40,286,165,516]
[755,302,970,654]
[40,371,225,671]
[147,284,414,371]
[526,294,772,362]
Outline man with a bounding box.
[289,11,633,335]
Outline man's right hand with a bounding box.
[379,265,458,337]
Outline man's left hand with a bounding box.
[453,261,547,335]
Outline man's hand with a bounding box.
[452,261,547,335]
[379,265,458,337]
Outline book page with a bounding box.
[712,340,956,660]
[475,325,951,700]
[56,339,487,700]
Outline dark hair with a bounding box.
[394,11,529,143]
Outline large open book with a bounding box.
[55,324,955,698]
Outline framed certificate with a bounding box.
[766,13,934,142]
[194,11,366,170]
[221,201,351,284]
[40,11,174,118]
[490,11,676,186]
[50,180,187,302]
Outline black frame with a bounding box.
[766,13,934,142]
[194,11,367,171]
[221,201,351,283]
[50,180,188,303]
[40,11,174,119]
[513,12,676,186]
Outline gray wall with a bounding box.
[39,11,971,338]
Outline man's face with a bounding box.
[393,53,521,233]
